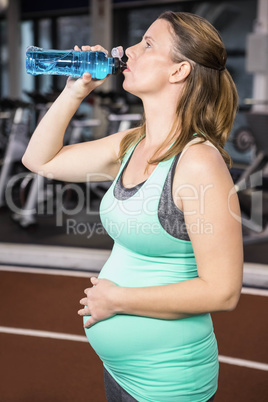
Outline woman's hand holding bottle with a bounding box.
[65,44,109,100]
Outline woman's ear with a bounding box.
[169,61,191,83]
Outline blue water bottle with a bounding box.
[26,46,126,79]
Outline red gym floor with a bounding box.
[0,267,267,402]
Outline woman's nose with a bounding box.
[125,45,135,59]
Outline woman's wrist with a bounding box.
[111,286,127,315]
[62,84,87,104]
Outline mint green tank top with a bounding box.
[84,141,218,402]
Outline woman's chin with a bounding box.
[122,82,140,99]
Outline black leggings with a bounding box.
[104,368,216,402]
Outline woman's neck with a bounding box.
[142,89,181,149]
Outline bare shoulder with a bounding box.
[175,142,233,187]
[172,141,241,228]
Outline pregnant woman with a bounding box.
[23,11,243,402]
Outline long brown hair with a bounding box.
[118,11,238,167]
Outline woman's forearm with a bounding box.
[113,277,239,320]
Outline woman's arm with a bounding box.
[79,144,243,327]
[22,45,126,183]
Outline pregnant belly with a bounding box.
[84,313,213,363]
[84,244,212,363]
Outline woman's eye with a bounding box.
[145,42,151,48]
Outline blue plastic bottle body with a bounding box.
[26,47,114,79]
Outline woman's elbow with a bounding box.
[22,154,34,172]
[22,154,42,174]
[21,154,29,168]
[221,288,242,312]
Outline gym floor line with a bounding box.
[1,325,268,373]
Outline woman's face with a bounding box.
[123,18,176,98]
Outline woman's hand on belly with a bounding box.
[78,277,118,328]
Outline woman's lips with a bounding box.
[123,64,131,72]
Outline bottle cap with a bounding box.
[111,46,124,60]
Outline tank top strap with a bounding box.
[139,155,176,200]
[147,139,177,187]
[113,137,144,184]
